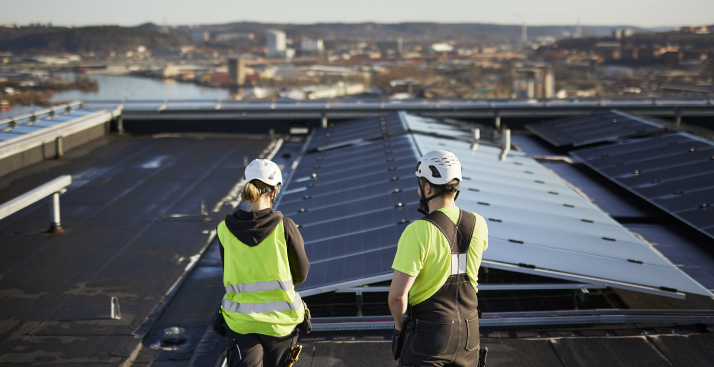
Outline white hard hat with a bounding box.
[415,150,462,185]
[245,159,282,187]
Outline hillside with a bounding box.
[197,22,648,43]
[0,22,656,55]
[553,27,714,50]
[0,26,184,55]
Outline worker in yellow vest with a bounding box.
[217,159,309,367]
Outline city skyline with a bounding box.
[1,0,712,28]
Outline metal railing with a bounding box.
[0,101,83,126]
[0,175,72,233]
[73,96,714,111]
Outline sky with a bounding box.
[1,0,712,28]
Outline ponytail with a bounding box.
[241,180,281,203]
[241,181,262,202]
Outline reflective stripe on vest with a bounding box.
[225,279,294,296]
[451,253,467,275]
[222,292,303,314]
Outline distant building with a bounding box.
[190,32,209,42]
[511,64,554,99]
[266,30,287,58]
[612,28,633,40]
[301,39,324,51]
[215,32,255,41]
[375,38,403,54]
[228,58,245,85]
[594,42,621,60]
[429,43,453,53]
[603,66,634,79]
[303,83,365,99]
[613,29,622,40]
[680,26,710,34]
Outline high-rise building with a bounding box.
[266,30,286,58]
[613,28,623,40]
[228,58,245,86]
[511,65,554,99]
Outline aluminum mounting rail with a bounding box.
[310,309,714,331]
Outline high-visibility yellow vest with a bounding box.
[218,219,304,336]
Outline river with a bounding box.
[1,73,232,120]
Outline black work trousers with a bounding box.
[398,322,480,367]
[225,328,298,367]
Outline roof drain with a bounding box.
[164,327,186,344]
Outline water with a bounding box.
[1,73,232,120]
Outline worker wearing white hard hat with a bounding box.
[389,150,489,366]
[216,158,311,366]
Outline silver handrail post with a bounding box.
[48,191,64,233]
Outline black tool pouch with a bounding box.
[213,306,227,337]
[297,301,311,333]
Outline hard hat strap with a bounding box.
[417,179,460,215]
[417,178,446,215]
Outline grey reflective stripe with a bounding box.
[224,279,294,296]
[222,293,303,314]
[451,253,467,275]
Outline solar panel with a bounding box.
[278,114,712,299]
[572,133,714,240]
[526,110,662,147]
[414,134,711,297]
[304,113,407,151]
[278,136,420,293]
[400,112,473,140]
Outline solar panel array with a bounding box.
[278,113,712,298]
[571,133,714,239]
[525,110,662,147]
[280,135,420,294]
[413,134,711,297]
[0,107,100,142]
[304,113,407,151]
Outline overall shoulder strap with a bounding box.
[456,210,476,253]
[420,210,476,253]
[421,210,475,253]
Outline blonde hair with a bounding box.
[242,180,281,203]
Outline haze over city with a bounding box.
[2,0,714,27]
